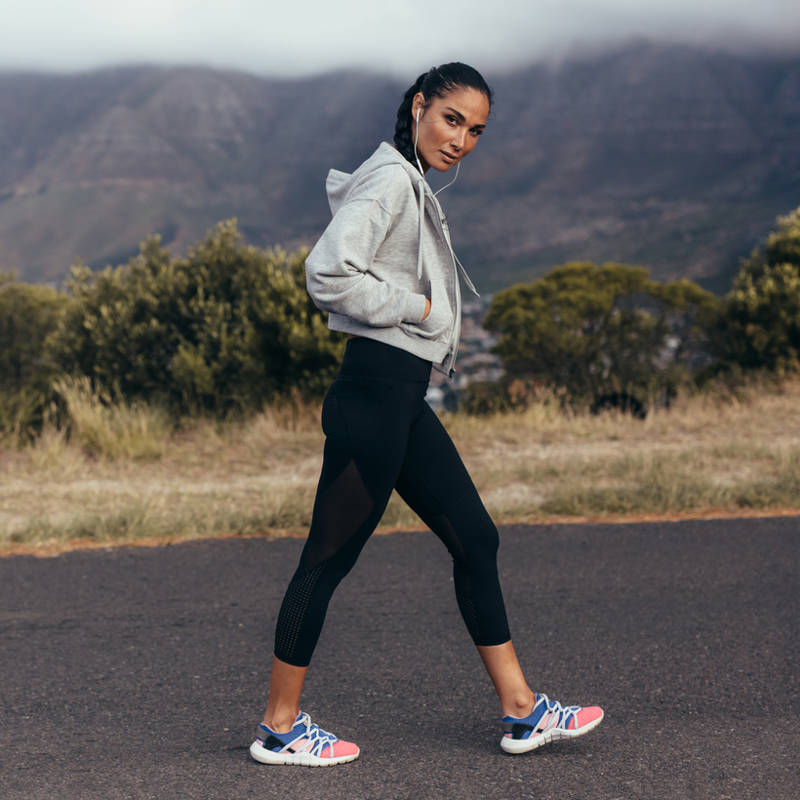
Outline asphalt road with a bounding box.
[1,518,798,800]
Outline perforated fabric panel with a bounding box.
[274,562,325,662]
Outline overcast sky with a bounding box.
[1,0,799,77]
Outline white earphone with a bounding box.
[413,106,424,175]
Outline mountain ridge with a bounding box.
[1,41,798,292]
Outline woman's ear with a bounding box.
[411,91,426,121]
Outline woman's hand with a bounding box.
[422,297,431,320]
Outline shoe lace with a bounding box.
[296,711,338,756]
[539,694,581,731]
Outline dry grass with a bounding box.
[2,379,799,554]
[446,382,800,521]
[53,376,171,461]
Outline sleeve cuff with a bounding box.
[402,292,428,324]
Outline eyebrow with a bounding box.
[444,106,486,130]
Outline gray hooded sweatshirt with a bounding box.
[305,141,480,377]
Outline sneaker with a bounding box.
[249,711,360,766]
[500,693,604,754]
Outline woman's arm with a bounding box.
[305,172,429,328]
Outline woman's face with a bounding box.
[411,86,490,173]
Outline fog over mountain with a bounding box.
[1,41,799,293]
[2,0,799,76]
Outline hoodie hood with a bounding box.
[325,142,421,215]
[325,142,480,294]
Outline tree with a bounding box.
[713,207,800,373]
[483,262,718,411]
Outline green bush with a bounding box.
[52,219,346,416]
[713,207,800,373]
[0,272,70,436]
[483,262,719,412]
[462,379,517,415]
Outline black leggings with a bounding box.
[274,337,511,666]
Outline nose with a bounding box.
[451,128,467,151]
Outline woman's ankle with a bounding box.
[502,690,537,719]
[262,709,299,734]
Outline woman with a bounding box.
[250,63,603,766]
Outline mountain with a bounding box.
[1,41,799,293]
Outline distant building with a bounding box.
[426,295,504,411]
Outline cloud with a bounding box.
[0,0,798,77]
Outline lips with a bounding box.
[440,151,458,164]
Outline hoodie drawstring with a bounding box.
[416,178,425,280]
[415,177,479,296]
[454,253,480,297]
[413,114,426,280]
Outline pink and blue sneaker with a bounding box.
[249,711,360,766]
[501,693,604,754]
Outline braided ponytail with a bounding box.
[393,62,493,170]
[393,70,429,169]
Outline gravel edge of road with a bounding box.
[3,506,800,558]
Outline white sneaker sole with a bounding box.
[249,739,360,766]
[500,709,604,754]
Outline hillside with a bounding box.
[1,41,798,292]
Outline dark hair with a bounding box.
[394,62,493,168]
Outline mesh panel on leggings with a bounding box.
[275,457,377,664]
[302,458,374,570]
[274,562,325,662]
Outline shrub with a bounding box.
[52,220,346,416]
[0,272,70,437]
[713,207,800,374]
[483,262,718,412]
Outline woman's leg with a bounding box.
[477,642,535,718]
[262,657,308,732]
[260,424,394,733]
[261,366,425,729]
[393,403,533,713]
[395,403,603,750]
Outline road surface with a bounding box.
[2,517,798,799]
